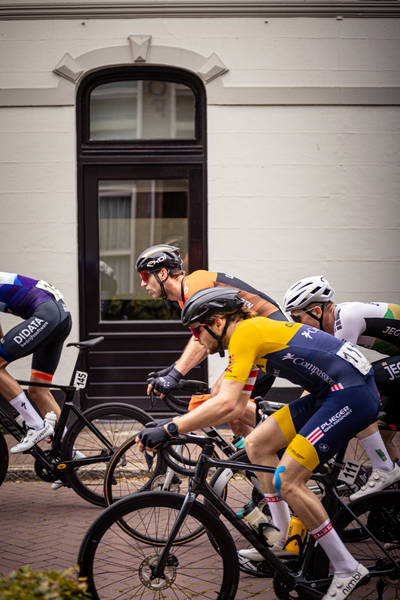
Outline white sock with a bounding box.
[311,518,358,577]
[360,432,394,472]
[265,492,291,547]
[10,393,45,430]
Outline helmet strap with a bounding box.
[309,303,325,331]
[203,316,231,358]
[154,270,170,301]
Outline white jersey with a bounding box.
[334,302,400,357]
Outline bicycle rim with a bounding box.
[78,491,239,600]
[313,491,400,599]
[61,403,161,506]
[0,431,8,486]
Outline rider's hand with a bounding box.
[136,424,171,451]
[151,364,177,379]
[148,367,183,397]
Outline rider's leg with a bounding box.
[28,371,61,420]
[0,358,45,429]
[356,422,394,471]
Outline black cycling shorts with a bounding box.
[0,298,72,376]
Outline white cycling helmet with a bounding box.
[283,276,335,313]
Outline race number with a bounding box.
[336,342,371,375]
[74,371,88,390]
[36,280,64,301]
[337,457,362,485]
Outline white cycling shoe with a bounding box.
[239,544,298,561]
[322,564,369,599]
[349,463,400,501]
[10,420,54,454]
[51,450,86,490]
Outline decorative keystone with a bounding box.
[128,35,152,63]
[197,53,228,83]
[53,53,83,82]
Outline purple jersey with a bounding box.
[0,272,62,320]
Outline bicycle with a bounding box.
[0,336,163,506]
[79,433,400,600]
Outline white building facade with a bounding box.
[1,2,399,408]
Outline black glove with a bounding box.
[137,424,171,450]
[145,419,171,428]
[152,364,177,379]
[150,367,183,395]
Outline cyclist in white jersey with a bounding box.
[283,276,400,500]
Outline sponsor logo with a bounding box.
[273,369,280,377]
[319,406,352,434]
[319,443,329,453]
[147,254,167,268]
[226,355,234,373]
[13,318,48,348]
[301,328,315,339]
[343,571,363,594]
[383,325,400,337]
[313,522,333,540]
[376,449,387,461]
[281,353,335,386]
[383,361,400,381]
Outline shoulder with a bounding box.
[183,271,217,300]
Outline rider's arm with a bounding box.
[333,303,365,346]
[174,336,208,376]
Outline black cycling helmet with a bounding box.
[136,244,183,273]
[181,287,244,357]
[136,244,183,300]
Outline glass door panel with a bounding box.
[98,179,188,321]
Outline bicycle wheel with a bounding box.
[105,434,219,543]
[61,403,163,507]
[0,430,9,486]
[78,491,239,600]
[312,490,400,598]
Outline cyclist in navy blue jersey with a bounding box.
[0,272,72,453]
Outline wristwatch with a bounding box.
[166,421,179,436]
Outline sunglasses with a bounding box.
[139,271,150,283]
[290,305,321,323]
[190,324,208,338]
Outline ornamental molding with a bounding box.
[1,1,400,19]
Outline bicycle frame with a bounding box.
[157,435,400,598]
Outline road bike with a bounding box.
[79,433,400,599]
[0,336,162,506]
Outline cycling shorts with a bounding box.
[0,298,72,376]
[272,376,380,471]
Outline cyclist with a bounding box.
[136,287,378,599]
[283,275,400,500]
[0,272,72,453]
[136,244,287,436]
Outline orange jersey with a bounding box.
[179,271,286,321]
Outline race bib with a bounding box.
[36,280,64,302]
[336,342,371,375]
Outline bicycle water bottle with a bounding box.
[242,504,281,545]
[285,516,307,554]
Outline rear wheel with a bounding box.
[61,403,163,506]
[0,430,8,486]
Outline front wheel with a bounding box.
[61,403,163,506]
[78,491,239,600]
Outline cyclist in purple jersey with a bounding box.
[0,272,72,453]
[283,275,400,499]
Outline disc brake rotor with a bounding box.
[139,553,177,590]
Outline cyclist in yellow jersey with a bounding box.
[136,287,379,599]
[283,275,400,500]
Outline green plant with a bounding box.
[0,566,91,599]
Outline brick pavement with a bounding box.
[0,481,279,599]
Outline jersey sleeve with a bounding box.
[334,303,366,346]
[223,320,260,385]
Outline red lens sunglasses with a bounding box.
[140,271,150,283]
[190,324,208,338]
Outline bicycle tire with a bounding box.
[0,429,9,486]
[61,403,163,507]
[105,435,214,543]
[311,490,400,598]
[78,491,239,600]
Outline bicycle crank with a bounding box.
[139,553,177,590]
